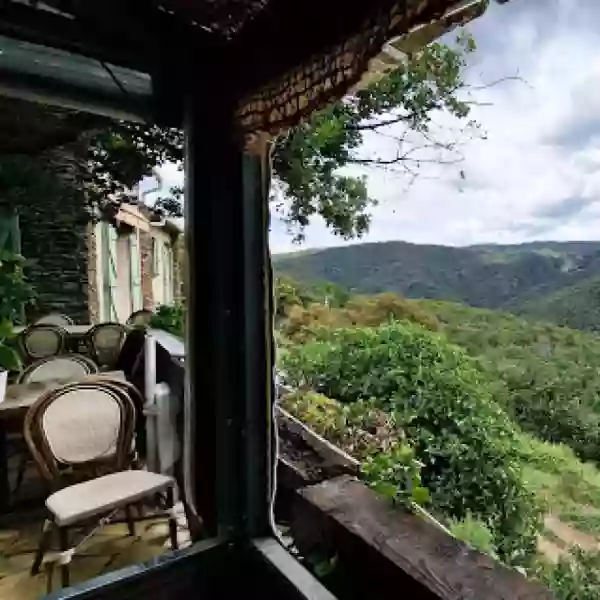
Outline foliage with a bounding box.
[423,300,600,465]
[77,32,478,237]
[0,249,35,325]
[281,391,428,507]
[281,323,542,564]
[0,319,21,372]
[449,514,498,558]
[279,288,440,343]
[272,35,477,240]
[150,303,185,337]
[274,240,600,329]
[536,547,600,600]
[275,276,350,324]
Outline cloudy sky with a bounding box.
[147,0,600,253]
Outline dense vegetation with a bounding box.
[282,323,541,564]
[274,240,600,330]
[153,275,600,595]
[272,276,600,596]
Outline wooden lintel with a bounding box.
[292,476,555,600]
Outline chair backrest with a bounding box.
[17,354,98,384]
[126,310,154,327]
[19,324,66,361]
[87,323,127,368]
[24,382,135,486]
[85,377,147,460]
[115,328,146,379]
[36,314,74,326]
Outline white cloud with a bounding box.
[271,0,600,252]
[150,0,600,254]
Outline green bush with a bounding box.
[449,514,498,558]
[281,391,428,507]
[281,322,542,564]
[150,303,185,337]
[537,547,600,600]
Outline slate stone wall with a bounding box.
[0,146,93,324]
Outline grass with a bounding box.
[559,512,600,537]
[516,433,600,513]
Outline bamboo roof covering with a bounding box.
[0,0,498,151]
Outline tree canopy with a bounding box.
[86,33,476,235]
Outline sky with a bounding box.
[145,0,600,254]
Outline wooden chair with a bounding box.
[87,323,127,369]
[24,382,178,591]
[17,354,98,384]
[12,355,100,495]
[19,324,66,362]
[126,309,154,327]
[36,314,74,326]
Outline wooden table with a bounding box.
[0,370,124,512]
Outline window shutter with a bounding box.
[0,211,21,254]
[102,222,119,322]
[130,232,143,311]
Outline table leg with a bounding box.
[0,422,9,513]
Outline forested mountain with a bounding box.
[274,240,600,330]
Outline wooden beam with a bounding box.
[293,476,555,600]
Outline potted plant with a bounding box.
[0,319,20,403]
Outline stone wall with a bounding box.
[87,222,100,323]
[140,228,155,311]
[0,146,92,323]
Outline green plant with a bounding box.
[0,249,35,325]
[449,514,498,558]
[281,322,543,565]
[281,391,428,508]
[537,547,600,600]
[150,303,185,337]
[0,319,21,372]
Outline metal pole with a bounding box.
[144,332,157,472]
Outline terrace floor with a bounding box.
[0,503,190,600]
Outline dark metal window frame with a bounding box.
[0,22,336,600]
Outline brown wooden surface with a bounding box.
[293,476,555,600]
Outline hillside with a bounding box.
[277,280,600,591]
[274,240,600,329]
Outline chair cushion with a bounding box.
[46,470,174,526]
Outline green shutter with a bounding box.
[0,211,21,254]
[130,232,143,311]
[102,222,119,322]
[0,211,24,322]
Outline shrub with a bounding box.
[449,514,498,558]
[280,292,440,343]
[150,303,185,337]
[537,547,600,600]
[281,322,542,564]
[281,391,428,507]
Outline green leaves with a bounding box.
[0,249,35,325]
[282,322,542,564]
[0,344,20,372]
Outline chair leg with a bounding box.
[59,527,70,588]
[31,519,53,576]
[166,486,178,550]
[125,505,136,536]
[13,454,28,497]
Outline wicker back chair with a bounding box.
[17,354,98,384]
[126,309,154,327]
[36,314,74,326]
[24,381,178,589]
[19,324,66,362]
[87,322,127,368]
